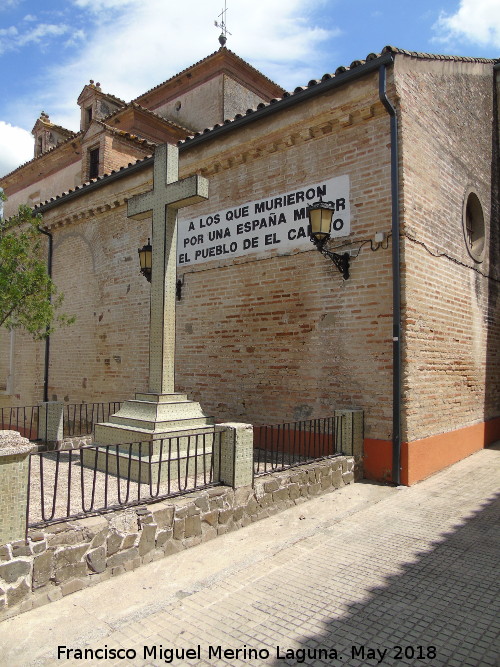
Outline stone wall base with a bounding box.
[0,455,355,619]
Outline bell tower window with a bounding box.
[89,147,100,179]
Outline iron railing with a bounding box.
[64,402,122,437]
[0,405,40,441]
[253,416,339,476]
[27,428,223,527]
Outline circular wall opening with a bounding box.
[462,190,485,262]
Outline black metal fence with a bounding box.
[27,428,223,527]
[0,405,40,441]
[64,402,122,437]
[253,416,340,476]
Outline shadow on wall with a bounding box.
[269,488,500,666]
[485,72,500,430]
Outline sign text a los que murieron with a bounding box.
[177,175,350,265]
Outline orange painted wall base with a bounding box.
[364,417,500,485]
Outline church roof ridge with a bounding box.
[132,46,285,103]
[178,46,499,146]
[382,44,498,63]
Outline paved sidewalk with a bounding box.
[1,445,499,667]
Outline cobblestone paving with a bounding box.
[4,446,500,667]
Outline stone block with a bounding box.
[308,482,322,495]
[86,546,106,573]
[0,560,30,584]
[258,493,273,508]
[163,541,181,556]
[32,541,47,555]
[245,497,259,515]
[138,524,157,557]
[47,530,85,547]
[331,469,343,487]
[106,532,123,556]
[183,536,202,549]
[321,474,332,490]
[11,541,32,558]
[202,510,218,527]
[156,529,173,548]
[79,515,108,541]
[272,488,290,503]
[90,530,108,549]
[288,483,301,500]
[173,519,185,540]
[106,547,139,569]
[207,486,227,497]
[33,551,53,589]
[0,546,11,562]
[209,496,225,510]
[194,496,210,512]
[141,551,154,565]
[263,479,280,492]
[122,533,139,549]
[6,580,31,607]
[218,509,233,525]
[60,579,86,596]
[54,563,87,584]
[54,544,88,568]
[151,504,174,528]
[342,471,355,484]
[184,515,202,538]
[174,506,189,520]
[233,507,244,522]
[234,485,253,505]
[139,515,155,525]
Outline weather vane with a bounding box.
[215,1,231,47]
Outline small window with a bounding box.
[462,189,485,263]
[89,147,100,179]
[86,106,93,126]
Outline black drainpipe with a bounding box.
[379,62,402,486]
[38,227,53,403]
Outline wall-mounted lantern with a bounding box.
[138,238,152,282]
[307,200,350,280]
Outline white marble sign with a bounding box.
[177,175,350,266]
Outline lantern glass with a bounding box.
[308,203,334,242]
[138,238,152,281]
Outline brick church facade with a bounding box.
[1,46,499,484]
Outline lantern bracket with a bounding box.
[310,236,350,280]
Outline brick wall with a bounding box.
[396,57,499,441]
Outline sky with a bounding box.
[0,0,499,178]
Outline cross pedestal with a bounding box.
[86,144,212,482]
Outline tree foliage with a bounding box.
[0,195,74,339]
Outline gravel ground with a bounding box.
[27,446,216,526]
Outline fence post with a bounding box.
[334,409,364,457]
[215,422,254,488]
[37,401,64,447]
[0,431,37,545]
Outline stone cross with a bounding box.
[128,144,208,395]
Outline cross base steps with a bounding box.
[86,392,216,483]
